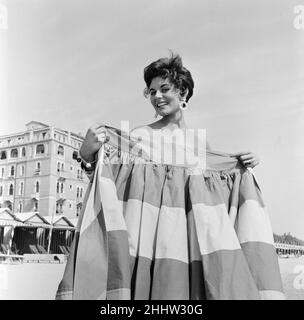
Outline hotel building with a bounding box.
[0,121,89,219]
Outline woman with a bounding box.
[79,54,259,169]
[56,54,284,300]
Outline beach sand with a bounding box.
[0,262,66,300]
[278,256,304,300]
[1,256,304,300]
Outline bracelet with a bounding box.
[81,159,96,171]
[77,156,96,172]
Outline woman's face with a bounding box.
[148,76,182,117]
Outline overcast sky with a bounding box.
[0,0,304,238]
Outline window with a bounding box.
[36,144,45,154]
[36,162,41,171]
[80,188,83,198]
[60,182,64,193]
[1,168,4,178]
[0,185,3,196]
[70,185,72,190]
[11,149,18,158]
[22,147,26,157]
[56,202,63,214]
[56,182,60,193]
[19,182,24,195]
[35,181,40,193]
[9,184,14,195]
[69,203,72,209]
[10,166,15,177]
[6,202,12,211]
[57,162,61,172]
[34,201,38,212]
[18,202,23,213]
[20,165,25,176]
[76,187,79,198]
[57,145,64,156]
[42,132,46,139]
[56,203,63,214]
[1,151,7,159]
[76,203,82,217]
[61,163,64,171]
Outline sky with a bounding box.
[0,0,304,238]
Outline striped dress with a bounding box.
[55,126,285,300]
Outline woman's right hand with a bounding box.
[79,124,109,162]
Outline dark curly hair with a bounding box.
[143,53,194,102]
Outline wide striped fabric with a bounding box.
[56,126,285,300]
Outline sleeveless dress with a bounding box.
[55,126,285,300]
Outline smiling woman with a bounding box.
[143,54,193,119]
[56,53,284,300]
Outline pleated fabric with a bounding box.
[55,126,285,300]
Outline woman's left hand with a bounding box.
[231,151,260,168]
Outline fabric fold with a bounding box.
[56,126,285,300]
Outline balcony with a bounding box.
[31,193,40,200]
[56,196,66,203]
[57,176,66,182]
[56,192,66,202]
[34,169,41,175]
[57,169,67,180]
[2,195,14,202]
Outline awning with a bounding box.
[0,220,25,227]
[44,215,76,230]
[15,212,51,228]
[51,225,75,230]
[21,222,51,228]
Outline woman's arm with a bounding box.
[79,123,109,182]
[231,151,260,168]
[79,123,109,162]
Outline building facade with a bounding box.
[0,121,89,219]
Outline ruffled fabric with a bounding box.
[56,126,284,300]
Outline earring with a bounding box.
[179,100,188,110]
[154,112,158,118]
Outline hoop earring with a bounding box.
[179,100,188,110]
